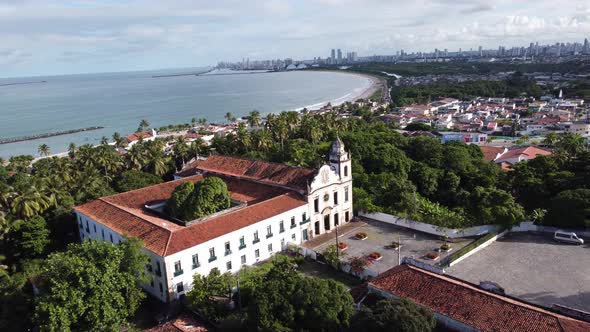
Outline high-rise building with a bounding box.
[584,38,589,54]
[330,49,336,64]
[337,49,342,64]
[478,46,482,57]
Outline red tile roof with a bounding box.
[495,146,552,163]
[126,131,153,142]
[367,264,590,332]
[74,175,306,256]
[177,155,317,193]
[479,146,506,161]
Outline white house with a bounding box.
[125,128,158,148]
[73,139,353,302]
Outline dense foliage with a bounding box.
[0,122,209,330]
[34,238,149,332]
[246,258,354,332]
[350,298,436,332]
[348,61,590,77]
[167,176,230,221]
[115,170,163,192]
[390,77,543,106]
[187,268,235,321]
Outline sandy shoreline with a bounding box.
[296,70,385,111]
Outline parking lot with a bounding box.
[308,219,471,274]
[447,232,590,312]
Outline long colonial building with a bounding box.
[73,139,353,302]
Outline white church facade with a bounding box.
[73,139,353,302]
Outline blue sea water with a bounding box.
[0,69,371,158]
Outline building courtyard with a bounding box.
[305,218,471,274]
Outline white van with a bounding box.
[554,231,584,245]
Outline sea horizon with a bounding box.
[0,68,374,158]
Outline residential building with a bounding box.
[563,121,590,137]
[440,132,488,145]
[352,264,590,332]
[73,139,353,302]
[494,146,552,165]
[125,129,158,148]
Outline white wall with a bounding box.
[163,205,309,301]
[307,164,353,238]
[76,212,168,302]
[361,212,501,238]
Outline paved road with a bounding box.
[447,232,590,312]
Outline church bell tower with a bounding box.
[329,137,351,181]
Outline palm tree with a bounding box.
[173,136,189,166]
[11,186,51,219]
[112,132,125,148]
[248,110,261,128]
[191,117,197,127]
[138,119,150,132]
[224,112,236,124]
[100,136,109,145]
[38,144,50,157]
[198,118,208,127]
[235,122,251,153]
[68,143,77,158]
[254,129,273,152]
[0,183,14,210]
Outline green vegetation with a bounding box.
[115,170,163,192]
[0,120,211,330]
[390,77,543,106]
[187,267,235,321]
[245,258,354,332]
[34,238,149,332]
[545,189,590,229]
[350,61,590,77]
[186,255,355,331]
[166,176,230,221]
[351,298,436,332]
[508,133,590,228]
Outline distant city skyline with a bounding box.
[1,0,590,77]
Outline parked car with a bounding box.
[553,231,584,245]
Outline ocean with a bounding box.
[0,69,371,158]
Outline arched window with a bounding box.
[344,166,348,177]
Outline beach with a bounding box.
[0,70,373,158]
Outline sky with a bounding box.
[1,0,590,77]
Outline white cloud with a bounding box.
[0,0,589,77]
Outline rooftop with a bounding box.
[363,264,590,332]
[495,146,552,163]
[175,155,317,193]
[479,146,506,161]
[74,174,306,256]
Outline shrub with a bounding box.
[356,232,367,239]
[338,242,348,250]
[166,177,230,221]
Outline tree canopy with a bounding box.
[114,170,163,192]
[351,298,436,332]
[34,238,149,332]
[167,177,230,221]
[246,259,354,332]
